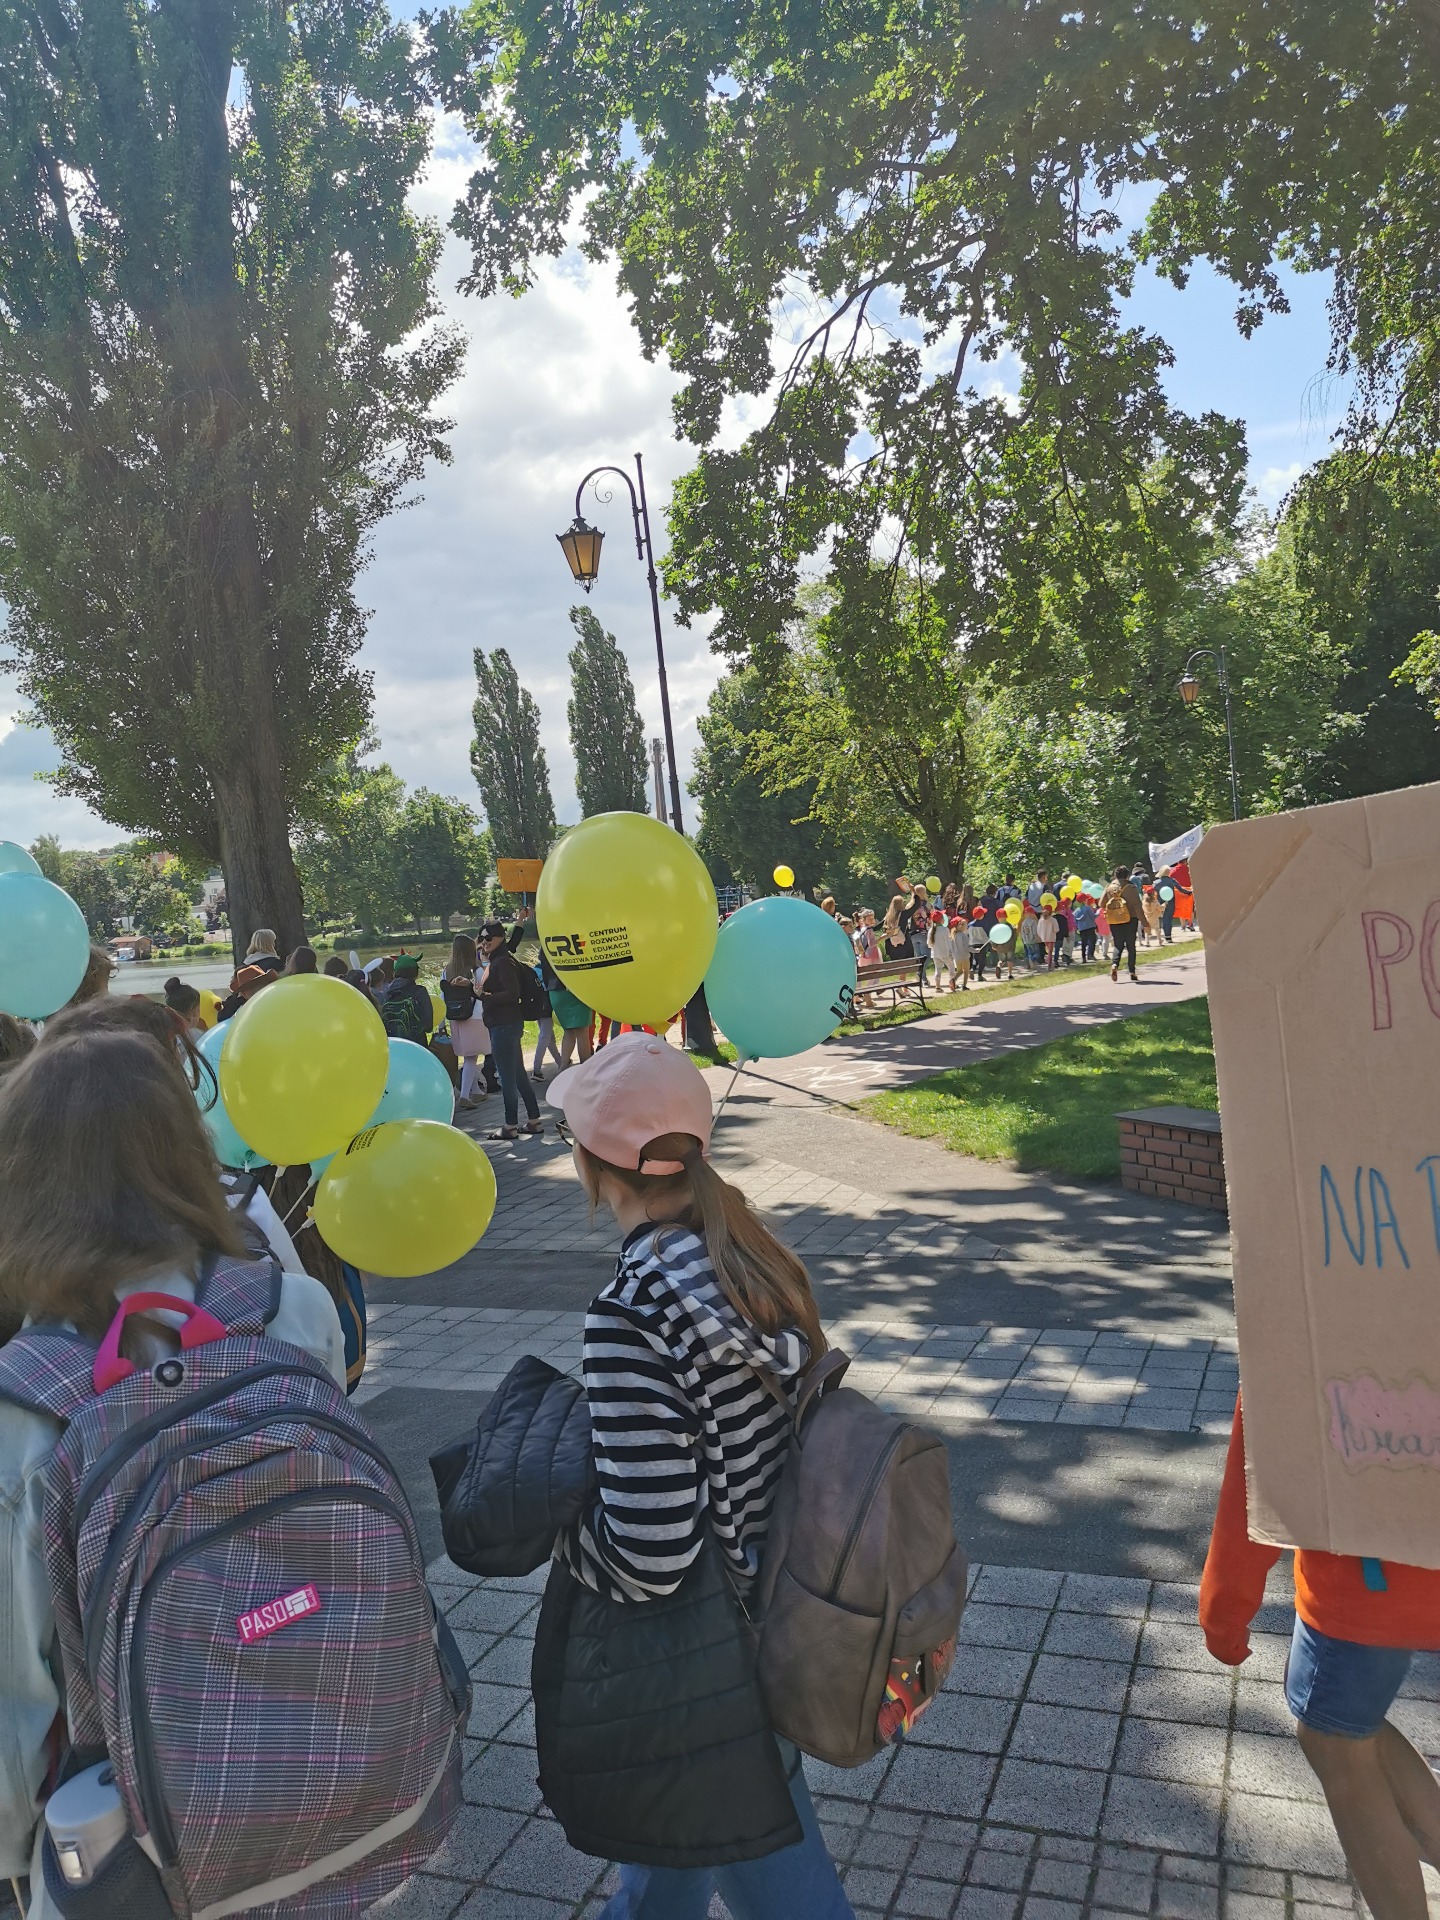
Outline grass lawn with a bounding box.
[860,996,1217,1181]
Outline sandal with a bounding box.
[487,1126,521,1142]
[522,1120,545,1136]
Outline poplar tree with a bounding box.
[566,607,649,817]
[470,647,557,858]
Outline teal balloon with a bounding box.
[1158,884,1175,903]
[0,841,40,877]
[705,897,857,1061]
[0,872,91,1017]
[990,923,1014,946]
[195,1023,268,1171]
[367,1038,456,1129]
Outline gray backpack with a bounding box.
[752,1350,968,1768]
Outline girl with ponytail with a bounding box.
[546,1033,851,1919]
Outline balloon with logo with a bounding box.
[773,864,794,889]
[369,1038,455,1128]
[0,872,92,1017]
[315,1121,497,1276]
[0,841,40,877]
[705,896,857,1061]
[195,1024,267,1172]
[197,988,219,1030]
[538,812,718,1025]
[1004,900,1023,925]
[220,974,388,1166]
[1040,892,1058,910]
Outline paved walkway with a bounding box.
[343,936,1434,1919]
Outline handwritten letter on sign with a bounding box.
[1193,781,1440,1564]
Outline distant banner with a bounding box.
[1148,824,1205,872]
[496,857,544,895]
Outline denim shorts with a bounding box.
[1284,1617,1413,1738]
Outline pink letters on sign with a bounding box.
[1327,1377,1440,1468]
[236,1584,322,1644]
[1362,911,1415,1031]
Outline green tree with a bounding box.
[395,790,484,932]
[110,845,204,939]
[0,1,463,959]
[691,666,903,900]
[294,753,405,937]
[566,608,648,816]
[28,835,62,884]
[55,850,122,939]
[471,647,557,858]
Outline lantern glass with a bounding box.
[557,518,604,590]
[1178,672,1201,706]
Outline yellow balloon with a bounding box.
[925,875,942,894]
[429,987,444,1026]
[314,1121,497,1277]
[219,974,388,1166]
[1040,892,1058,909]
[197,989,218,1030]
[538,813,718,1025]
[773,864,795,889]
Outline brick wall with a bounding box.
[1117,1107,1226,1213]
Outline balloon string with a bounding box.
[281,1179,317,1229]
[711,1058,747,1137]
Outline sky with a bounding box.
[0,116,1349,854]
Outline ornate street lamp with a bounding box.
[556,516,604,591]
[1178,647,1241,820]
[556,454,685,834]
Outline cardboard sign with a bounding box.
[1193,781,1440,1565]
[496,857,544,895]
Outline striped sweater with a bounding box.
[563,1223,812,1603]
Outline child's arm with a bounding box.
[1199,1397,1282,1664]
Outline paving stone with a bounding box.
[1021,1900,1083,1920]
[1136,1621,1214,1673]
[469,1637,536,1688]
[851,1824,917,1869]
[871,1807,925,1837]
[1114,1718,1228,1788]
[970,1846,1031,1890]
[367,1876,470,1920]
[880,1746,997,1818]
[843,1866,903,1909]
[1155,1878,1219,1920]
[1289,1876,1353,1907]
[1125,1667,1233,1727]
[1221,1896,1285,1920]
[953,1646,1036,1699]
[465,1684,530,1742]
[1028,1857,1091,1898]
[1222,1794,1348,1875]
[454,1893,572,1919]
[910,1835,979,1883]
[964,1602,1053,1650]
[954,1892,1020,1920]
[896,1876,961,1918]
[908,1690,1016,1754]
[1041,1612,1144,1663]
[1242,1634,1292,1686]
[486,1819,599,1902]
[1100,1774,1221,1854]
[1161,1859,1221,1884]
[1225,1868,1286,1896]
[972,1567,1066,1607]
[462,1741,544,1815]
[1039,1837,1093,1862]
[1008,1703,1121,1770]
[1226,1730,1324,1803]
[1231,1680,1289,1735]
[424,1805,529,1880]
[1027,1655,1132,1714]
[449,1588,541,1635]
[987,1757,1106,1836]
[1091,1866,1154,1912]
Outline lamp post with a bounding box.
[557,454,686,835]
[1178,645,1241,822]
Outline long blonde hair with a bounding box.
[447,934,477,979]
[245,927,279,959]
[575,1133,825,1359]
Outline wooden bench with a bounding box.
[853,958,928,1020]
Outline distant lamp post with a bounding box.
[556,454,685,835]
[1178,646,1241,821]
[556,517,604,591]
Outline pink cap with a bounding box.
[547,1033,713,1175]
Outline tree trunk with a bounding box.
[214,760,307,964]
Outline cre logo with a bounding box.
[544,933,588,959]
[829,982,855,1020]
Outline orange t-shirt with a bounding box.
[1199,1398,1440,1663]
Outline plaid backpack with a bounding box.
[0,1252,468,1919]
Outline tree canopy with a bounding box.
[471,646,557,858]
[0,0,462,957]
[566,607,648,815]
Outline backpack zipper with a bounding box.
[82,1408,405,1675]
[825,1429,905,1600]
[73,1362,318,1536]
[129,1484,416,1869]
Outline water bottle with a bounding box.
[44,1763,129,1888]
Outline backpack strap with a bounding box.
[747,1348,850,1431]
[0,1327,102,1425]
[195,1248,283,1336]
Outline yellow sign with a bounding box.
[496,857,544,894]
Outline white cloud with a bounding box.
[1255,461,1306,508]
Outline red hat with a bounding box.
[971,906,986,920]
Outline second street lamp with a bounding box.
[1178,646,1241,822]
[556,454,685,835]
